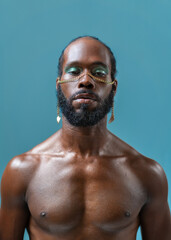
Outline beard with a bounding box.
[57,85,114,127]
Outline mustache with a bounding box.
[69,90,101,103]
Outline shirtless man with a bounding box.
[0,36,170,240]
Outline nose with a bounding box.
[78,73,95,89]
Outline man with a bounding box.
[0,36,170,240]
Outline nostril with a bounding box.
[87,84,94,89]
[79,83,94,89]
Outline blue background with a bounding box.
[0,0,170,239]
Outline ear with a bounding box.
[56,77,60,90]
[113,79,118,95]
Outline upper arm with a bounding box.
[140,161,171,240]
[0,156,30,240]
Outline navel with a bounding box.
[124,211,131,217]
[40,212,47,217]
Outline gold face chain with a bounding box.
[57,72,116,85]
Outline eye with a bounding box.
[91,66,108,77]
[65,66,82,75]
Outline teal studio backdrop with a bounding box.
[0,0,171,239]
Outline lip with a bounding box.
[73,93,97,101]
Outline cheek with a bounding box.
[97,85,113,99]
[60,84,74,99]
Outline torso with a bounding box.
[24,132,147,240]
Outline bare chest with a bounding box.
[26,156,145,234]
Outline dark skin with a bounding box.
[0,37,170,240]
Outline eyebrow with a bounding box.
[91,61,108,69]
[64,61,108,69]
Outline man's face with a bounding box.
[57,37,116,127]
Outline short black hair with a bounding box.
[57,36,117,80]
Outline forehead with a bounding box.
[63,38,111,68]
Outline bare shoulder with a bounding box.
[108,131,168,199]
[1,130,61,186]
[1,131,62,197]
[1,153,40,198]
[126,149,168,199]
[131,155,168,200]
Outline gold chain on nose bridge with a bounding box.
[57,73,116,85]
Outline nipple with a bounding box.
[125,211,131,217]
[40,212,46,217]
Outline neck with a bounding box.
[60,116,109,156]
